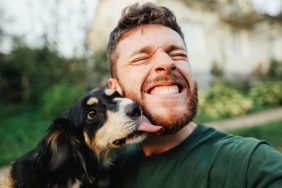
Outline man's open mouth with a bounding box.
[148,84,183,95]
[144,81,185,96]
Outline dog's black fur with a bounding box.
[8,88,145,188]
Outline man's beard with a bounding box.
[119,76,198,135]
[142,82,198,134]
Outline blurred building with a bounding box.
[88,0,282,88]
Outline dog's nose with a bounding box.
[126,102,141,118]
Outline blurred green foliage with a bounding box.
[249,81,282,109]
[0,39,111,118]
[210,61,225,84]
[0,105,49,166]
[87,50,110,87]
[198,56,282,122]
[41,82,84,118]
[0,40,87,105]
[253,58,282,82]
[196,81,282,122]
[197,84,253,121]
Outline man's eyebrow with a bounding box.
[129,46,152,57]
[165,44,187,53]
[129,44,186,57]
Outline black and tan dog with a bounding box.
[6,88,149,188]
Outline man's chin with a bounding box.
[142,109,193,135]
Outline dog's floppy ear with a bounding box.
[65,101,84,128]
[43,118,80,171]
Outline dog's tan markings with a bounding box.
[0,171,13,188]
[69,179,82,188]
[92,111,121,154]
[46,129,63,152]
[81,111,122,167]
[91,110,145,168]
[104,89,115,96]
[83,132,91,147]
[86,97,98,106]
[46,130,69,170]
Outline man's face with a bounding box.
[109,24,198,134]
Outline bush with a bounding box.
[197,84,253,121]
[252,58,282,82]
[41,82,84,118]
[0,42,87,105]
[210,61,225,85]
[249,81,282,109]
[0,105,49,167]
[87,50,110,88]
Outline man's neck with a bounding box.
[141,122,197,156]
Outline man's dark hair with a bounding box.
[107,2,185,78]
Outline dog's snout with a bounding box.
[126,102,141,118]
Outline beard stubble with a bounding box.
[118,74,198,135]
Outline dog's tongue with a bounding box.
[138,116,164,133]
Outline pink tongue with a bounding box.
[138,116,164,133]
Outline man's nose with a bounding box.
[153,51,176,74]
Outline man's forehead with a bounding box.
[115,24,186,58]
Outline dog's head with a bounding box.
[44,88,147,170]
[67,88,146,155]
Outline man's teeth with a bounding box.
[150,85,179,95]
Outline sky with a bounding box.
[0,0,281,57]
[0,0,98,57]
[252,0,282,16]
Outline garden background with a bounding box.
[0,0,282,168]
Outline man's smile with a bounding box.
[143,81,188,103]
[149,85,179,95]
[143,76,187,97]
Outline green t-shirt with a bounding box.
[110,125,282,188]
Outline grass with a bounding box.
[0,105,50,167]
[229,120,282,152]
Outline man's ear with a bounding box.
[108,78,123,96]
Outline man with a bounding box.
[106,2,282,188]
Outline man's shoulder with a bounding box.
[117,124,267,159]
[197,125,282,187]
[111,125,282,188]
[197,124,266,147]
[199,124,282,169]
[195,124,272,159]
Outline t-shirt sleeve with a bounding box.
[247,143,282,188]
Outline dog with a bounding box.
[6,88,148,188]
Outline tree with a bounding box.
[0,40,87,104]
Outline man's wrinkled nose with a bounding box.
[153,51,176,74]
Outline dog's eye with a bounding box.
[87,110,97,120]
